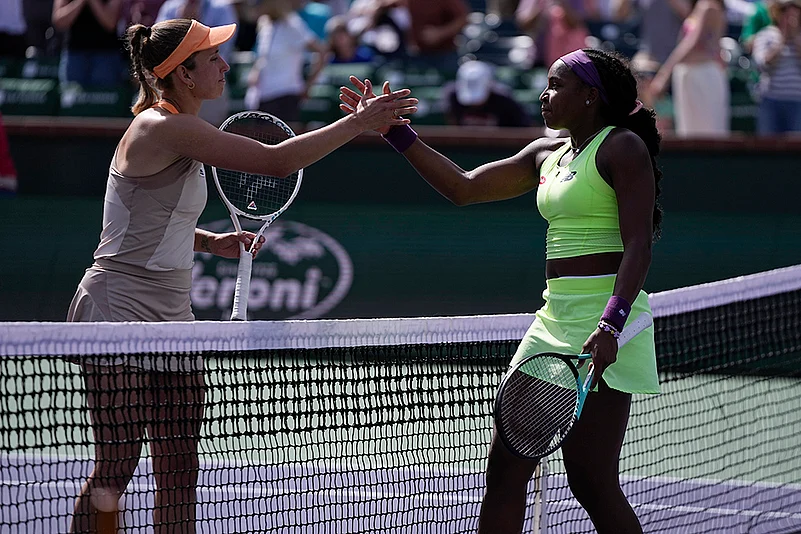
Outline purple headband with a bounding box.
[559,49,610,105]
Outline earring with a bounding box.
[586,100,591,105]
[188,81,195,90]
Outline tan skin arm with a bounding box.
[581,128,654,387]
[52,0,88,30]
[120,86,417,178]
[516,0,549,32]
[650,1,722,97]
[52,0,121,32]
[85,0,122,32]
[194,228,265,259]
[612,0,633,22]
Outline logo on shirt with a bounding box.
[560,170,577,182]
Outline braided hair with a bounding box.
[583,48,664,242]
[125,19,197,115]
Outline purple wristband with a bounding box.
[601,296,631,332]
[381,125,418,153]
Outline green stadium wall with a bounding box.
[1,122,800,322]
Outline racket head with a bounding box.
[494,352,583,460]
[212,111,303,220]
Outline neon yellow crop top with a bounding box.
[536,126,624,260]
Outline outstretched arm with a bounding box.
[339,77,547,206]
[145,83,417,177]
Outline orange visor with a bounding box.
[152,20,236,79]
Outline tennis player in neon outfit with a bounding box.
[65,18,417,533]
[341,48,662,534]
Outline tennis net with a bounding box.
[1,264,800,533]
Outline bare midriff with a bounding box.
[545,251,624,279]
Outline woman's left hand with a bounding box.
[340,76,418,134]
[581,327,619,389]
[211,232,266,259]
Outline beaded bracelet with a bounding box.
[381,124,418,153]
[598,319,621,339]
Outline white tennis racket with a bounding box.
[211,111,303,321]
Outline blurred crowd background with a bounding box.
[1,0,800,137]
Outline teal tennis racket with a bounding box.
[495,312,654,459]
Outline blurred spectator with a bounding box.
[751,0,801,135]
[232,0,262,51]
[326,0,353,16]
[726,0,758,25]
[516,0,590,68]
[649,0,730,136]
[740,0,773,52]
[246,0,328,122]
[301,0,333,39]
[156,0,237,125]
[487,0,522,18]
[326,14,374,62]
[585,0,616,21]
[51,0,126,88]
[0,114,17,196]
[614,0,691,91]
[443,60,533,127]
[348,0,412,59]
[0,0,28,58]
[406,0,469,71]
[22,0,60,55]
[124,0,165,26]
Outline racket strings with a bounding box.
[217,118,300,217]
[499,357,579,458]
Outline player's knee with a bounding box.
[565,463,618,509]
[90,458,139,493]
[153,452,200,488]
[485,451,535,491]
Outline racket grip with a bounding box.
[230,250,253,321]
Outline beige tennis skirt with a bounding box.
[66,259,202,373]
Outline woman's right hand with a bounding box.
[340,76,418,134]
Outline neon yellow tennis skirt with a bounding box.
[511,275,660,394]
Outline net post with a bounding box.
[540,457,550,533]
[532,457,549,533]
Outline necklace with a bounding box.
[571,126,606,156]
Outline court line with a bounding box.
[0,479,485,504]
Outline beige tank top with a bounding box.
[93,102,207,271]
